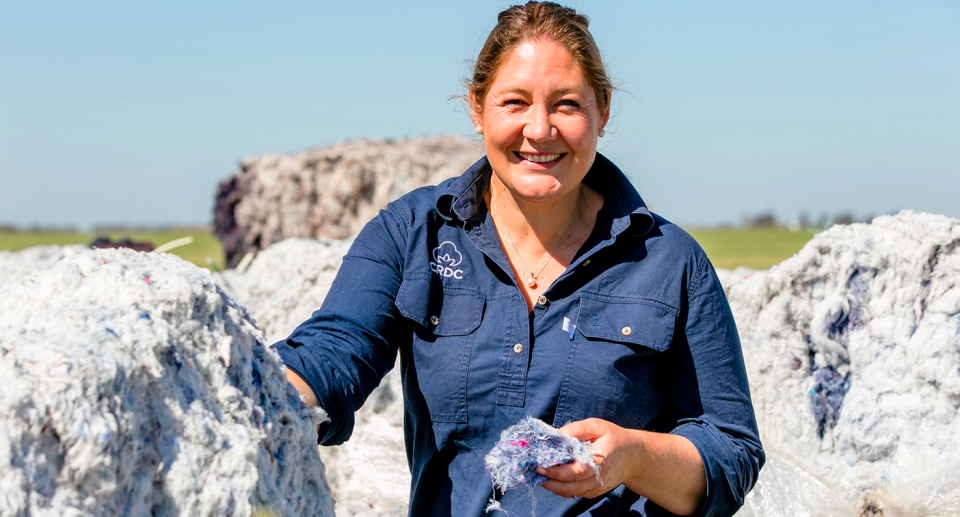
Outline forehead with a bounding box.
[490,38,591,96]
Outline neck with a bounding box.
[486,176,584,247]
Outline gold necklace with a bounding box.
[491,186,584,289]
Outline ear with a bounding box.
[469,87,482,129]
[600,90,611,130]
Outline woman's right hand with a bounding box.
[285,369,319,407]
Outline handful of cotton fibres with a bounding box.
[484,417,600,513]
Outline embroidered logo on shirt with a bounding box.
[431,241,465,279]
[591,314,601,326]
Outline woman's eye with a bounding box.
[559,100,581,108]
[504,99,525,106]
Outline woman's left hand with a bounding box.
[536,417,707,516]
[536,418,643,500]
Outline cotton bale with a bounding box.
[213,135,481,267]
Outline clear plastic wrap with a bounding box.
[737,450,851,517]
[880,459,960,517]
[737,451,960,517]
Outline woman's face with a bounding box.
[472,38,608,205]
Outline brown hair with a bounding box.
[467,1,612,115]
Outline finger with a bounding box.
[536,461,597,482]
[557,418,604,442]
[538,477,598,499]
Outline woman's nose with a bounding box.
[522,104,556,141]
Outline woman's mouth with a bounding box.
[516,152,564,164]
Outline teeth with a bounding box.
[519,152,561,163]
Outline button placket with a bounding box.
[495,296,529,407]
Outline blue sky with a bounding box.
[1,1,957,229]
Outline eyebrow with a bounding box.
[497,86,587,97]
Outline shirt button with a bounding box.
[537,295,548,306]
[621,326,632,336]
[513,343,523,354]
[430,316,439,326]
[583,259,591,266]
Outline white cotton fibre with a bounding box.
[216,238,354,344]
[0,244,88,284]
[0,248,334,517]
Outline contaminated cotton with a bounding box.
[216,237,408,517]
[213,135,481,266]
[0,248,334,516]
[720,211,960,515]
[484,417,599,514]
[6,209,958,517]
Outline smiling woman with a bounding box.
[472,37,607,200]
[275,2,764,516]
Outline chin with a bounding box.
[512,183,569,203]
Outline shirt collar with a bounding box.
[436,153,654,237]
[436,157,492,223]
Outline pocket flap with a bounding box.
[576,292,678,352]
[396,276,484,336]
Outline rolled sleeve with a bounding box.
[270,202,410,446]
[662,255,764,516]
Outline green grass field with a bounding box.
[687,228,817,270]
[1,227,815,271]
[0,229,225,270]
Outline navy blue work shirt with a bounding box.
[272,154,764,516]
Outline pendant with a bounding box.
[526,275,537,288]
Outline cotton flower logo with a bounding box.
[432,241,462,267]
[430,241,465,279]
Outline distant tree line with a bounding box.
[741,211,890,230]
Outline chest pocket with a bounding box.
[395,275,484,423]
[553,292,678,430]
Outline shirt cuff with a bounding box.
[271,339,336,442]
[671,420,760,517]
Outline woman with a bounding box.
[275,2,763,516]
